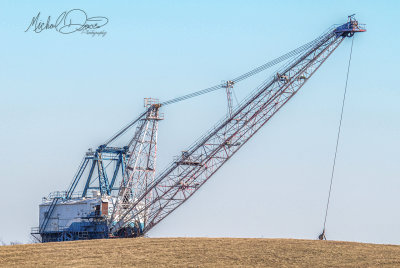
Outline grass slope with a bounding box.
[1,238,400,267]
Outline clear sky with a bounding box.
[0,0,399,244]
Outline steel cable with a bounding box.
[160,33,330,106]
[320,36,354,240]
[105,26,336,145]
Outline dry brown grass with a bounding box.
[1,238,400,267]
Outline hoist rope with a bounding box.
[160,33,330,106]
[106,26,336,145]
[320,36,354,240]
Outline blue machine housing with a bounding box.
[40,221,109,242]
[335,14,366,37]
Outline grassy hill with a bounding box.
[1,238,400,267]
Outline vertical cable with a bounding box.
[320,36,354,239]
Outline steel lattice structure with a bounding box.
[33,16,365,242]
[111,17,366,234]
[111,100,163,228]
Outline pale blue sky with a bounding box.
[0,0,399,244]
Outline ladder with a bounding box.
[39,197,60,233]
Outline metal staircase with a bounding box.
[39,197,60,233]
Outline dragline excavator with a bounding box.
[31,16,365,242]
